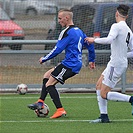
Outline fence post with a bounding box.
[9,0,15,19]
[2,0,6,10]
[121,71,126,93]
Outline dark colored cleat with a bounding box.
[28,102,44,110]
[129,96,133,115]
[131,102,133,116]
[101,118,110,123]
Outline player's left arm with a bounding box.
[84,42,95,69]
[127,50,133,58]
[127,34,133,58]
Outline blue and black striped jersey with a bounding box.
[42,25,95,73]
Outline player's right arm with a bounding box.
[39,30,71,64]
[39,46,63,64]
[94,24,118,44]
[85,23,118,44]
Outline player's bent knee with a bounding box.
[43,68,54,78]
[100,91,107,99]
[96,83,101,90]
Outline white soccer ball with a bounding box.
[35,103,50,117]
[17,83,28,95]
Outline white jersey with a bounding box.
[95,21,133,67]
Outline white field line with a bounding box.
[0,119,133,123]
[0,96,96,100]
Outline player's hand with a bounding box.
[39,57,43,64]
[85,37,95,44]
[88,62,95,70]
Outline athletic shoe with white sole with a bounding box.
[90,117,110,123]
[89,117,102,123]
[90,114,110,123]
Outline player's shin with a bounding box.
[107,92,130,102]
[46,85,63,108]
[97,90,108,114]
[89,90,109,123]
[39,78,49,101]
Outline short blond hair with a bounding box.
[58,8,73,19]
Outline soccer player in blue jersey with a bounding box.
[28,9,95,119]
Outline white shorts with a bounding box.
[102,64,127,89]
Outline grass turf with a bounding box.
[0,93,133,133]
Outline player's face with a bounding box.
[58,12,68,27]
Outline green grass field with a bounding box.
[0,93,133,133]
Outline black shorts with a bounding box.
[51,63,76,84]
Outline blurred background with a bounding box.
[0,0,133,49]
[0,0,133,92]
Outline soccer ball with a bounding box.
[34,103,50,117]
[17,83,28,95]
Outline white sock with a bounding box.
[96,90,108,114]
[107,92,131,102]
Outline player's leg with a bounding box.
[90,74,109,123]
[104,88,133,109]
[39,68,55,101]
[28,68,54,110]
[101,66,133,115]
[106,91,133,116]
[45,76,66,119]
[101,84,133,115]
[96,75,108,115]
[47,63,76,119]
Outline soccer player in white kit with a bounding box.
[85,4,133,123]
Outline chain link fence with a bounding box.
[0,0,133,93]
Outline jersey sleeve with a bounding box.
[94,23,118,44]
[84,42,95,62]
[42,46,62,63]
[42,32,70,63]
